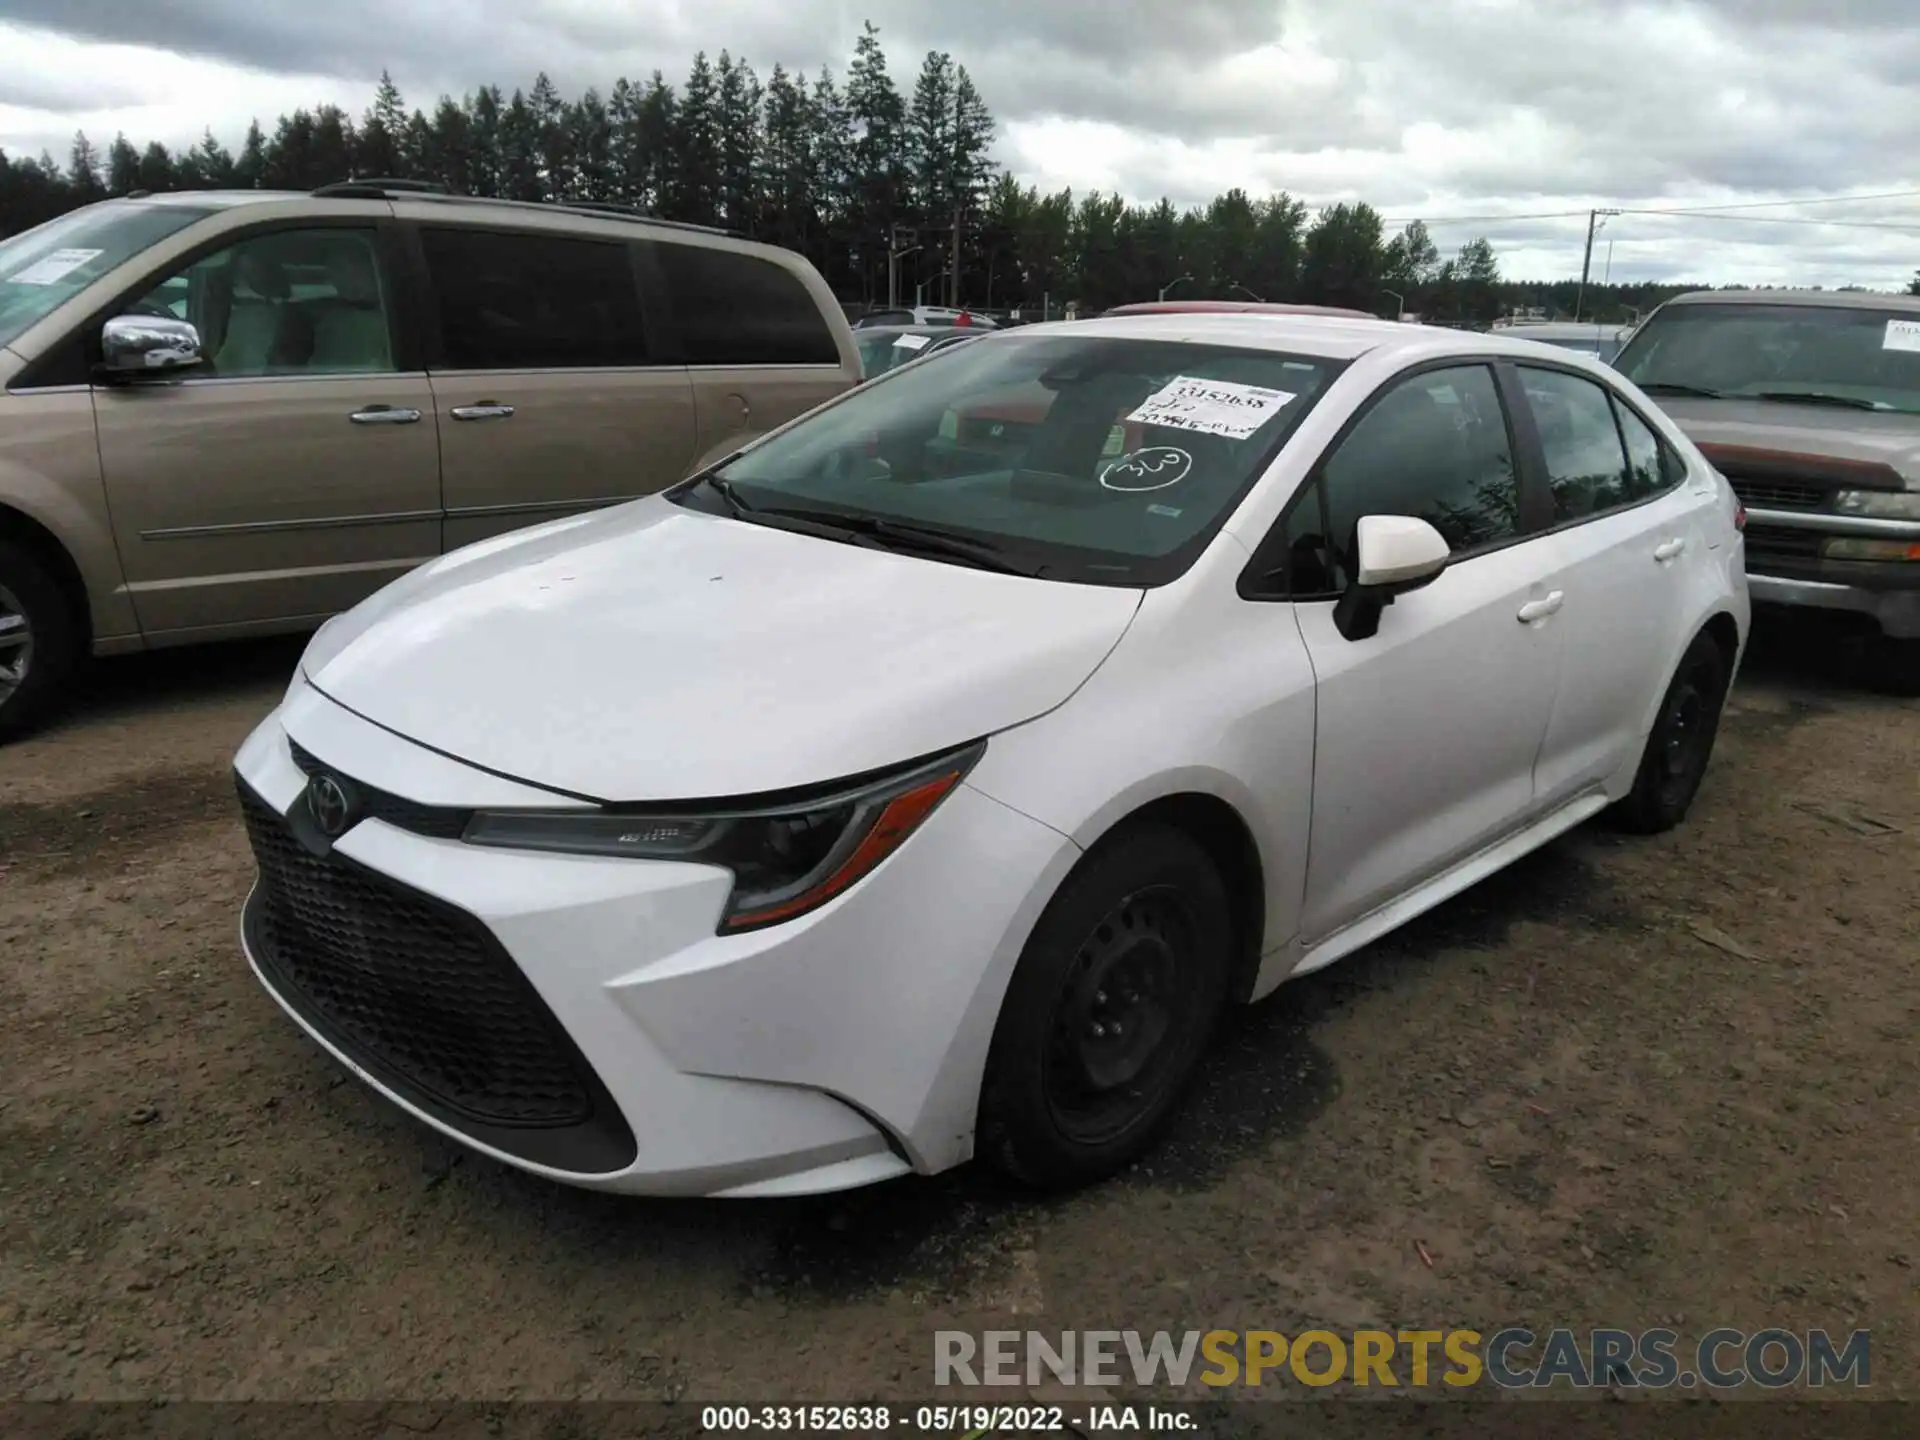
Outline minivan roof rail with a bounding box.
[310,180,739,237]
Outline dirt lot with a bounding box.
[1,617,1915,1409]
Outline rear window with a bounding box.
[421,227,650,371]
[653,242,839,367]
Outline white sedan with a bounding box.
[232,313,1750,1198]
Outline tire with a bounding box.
[977,824,1234,1190]
[1865,632,1920,698]
[0,538,81,744]
[1610,629,1731,835]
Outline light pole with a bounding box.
[1382,288,1405,321]
[887,225,919,310]
[1158,273,1192,301]
[1228,282,1265,302]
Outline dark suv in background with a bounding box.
[1615,289,1920,692]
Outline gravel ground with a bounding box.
[1,616,1915,1411]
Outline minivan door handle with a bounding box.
[1653,537,1688,562]
[349,405,422,425]
[1517,591,1565,624]
[450,403,515,421]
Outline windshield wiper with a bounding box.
[702,472,756,516]
[1751,390,1891,412]
[1637,381,1724,399]
[749,504,1045,577]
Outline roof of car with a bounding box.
[855,324,970,337]
[1663,288,1920,313]
[1026,311,1584,364]
[1498,321,1629,338]
[1103,300,1378,319]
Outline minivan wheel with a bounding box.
[977,825,1232,1190]
[1865,633,1920,697]
[0,539,80,744]
[1610,630,1731,835]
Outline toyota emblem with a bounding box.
[306,772,354,838]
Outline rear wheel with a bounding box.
[1610,629,1731,835]
[0,539,80,744]
[1865,632,1920,697]
[977,825,1233,1189]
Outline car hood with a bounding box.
[1656,397,1920,488]
[302,498,1143,802]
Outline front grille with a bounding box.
[238,781,637,1170]
[1742,525,1824,571]
[1727,478,1828,512]
[287,738,471,839]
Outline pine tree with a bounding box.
[570,88,616,202]
[106,134,141,195]
[67,133,105,201]
[311,105,355,187]
[135,141,175,193]
[467,88,504,197]
[498,89,543,201]
[424,96,475,195]
[671,52,723,225]
[235,121,267,189]
[906,51,956,232]
[845,22,908,297]
[715,53,763,233]
[358,70,408,178]
[190,129,237,188]
[529,72,572,200]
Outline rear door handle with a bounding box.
[1517,591,1565,623]
[349,405,422,425]
[450,403,515,421]
[1654,538,1688,562]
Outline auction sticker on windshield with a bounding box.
[1883,319,1920,354]
[1127,376,1296,439]
[894,333,932,351]
[7,248,104,286]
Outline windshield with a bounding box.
[687,332,1346,585]
[1617,302,1920,413]
[0,202,214,352]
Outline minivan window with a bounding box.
[132,228,395,377]
[421,227,649,371]
[688,334,1344,586]
[1617,302,1920,414]
[654,241,840,367]
[0,201,213,350]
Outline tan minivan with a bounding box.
[0,183,861,739]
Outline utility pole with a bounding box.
[1575,208,1620,322]
[951,203,963,310]
[887,225,918,310]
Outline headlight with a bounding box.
[462,742,984,932]
[1834,489,1920,520]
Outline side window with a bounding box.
[420,227,649,370]
[1319,364,1520,586]
[131,228,394,378]
[1613,399,1682,502]
[1518,366,1631,522]
[653,242,839,366]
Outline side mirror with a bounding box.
[100,315,204,378]
[1333,514,1450,642]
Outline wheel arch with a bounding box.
[1078,790,1269,1005]
[0,500,93,649]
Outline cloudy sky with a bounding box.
[3,0,1918,288]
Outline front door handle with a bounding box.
[450,403,515,421]
[349,405,422,425]
[1654,537,1688,562]
[1517,591,1565,623]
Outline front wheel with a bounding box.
[977,825,1234,1190]
[1610,630,1731,835]
[0,540,80,744]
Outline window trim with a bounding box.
[14,215,418,391]
[1506,356,1692,540]
[1237,355,1540,602]
[405,219,665,374]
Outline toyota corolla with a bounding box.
[233,314,1749,1198]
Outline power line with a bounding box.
[1385,187,1920,228]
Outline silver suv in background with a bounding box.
[0,184,861,739]
[1614,289,1920,692]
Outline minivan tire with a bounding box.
[0,539,80,744]
[1865,633,1920,698]
[1610,629,1731,835]
[977,824,1232,1190]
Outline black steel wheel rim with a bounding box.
[0,581,32,703]
[1042,884,1201,1146]
[1658,658,1716,797]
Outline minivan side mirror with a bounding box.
[1333,514,1451,642]
[99,314,204,378]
